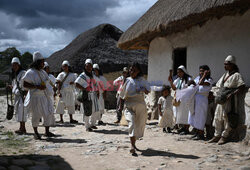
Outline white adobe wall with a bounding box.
[148,9,250,86]
[148,9,250,126]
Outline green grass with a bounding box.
[0,131,29,150]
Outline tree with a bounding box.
[20,52,33,69]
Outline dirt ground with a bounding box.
[0,96,249,170]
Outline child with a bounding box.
[158,85,174,133]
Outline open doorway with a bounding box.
[173,48,187,76]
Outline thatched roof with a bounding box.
[46,24,147,73]
[118,0,250,50]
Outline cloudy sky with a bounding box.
[0,0,157,57]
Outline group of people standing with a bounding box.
[8,51,246,156]
[157,55,246,146]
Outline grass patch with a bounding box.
[0,131,29,151]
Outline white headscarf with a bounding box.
[33,51,44,62]
[178,65,188,74]
[11,57,21,65]
[85,59,93,65]
[62,60,70,66]
[93,64,99,69]
[225,55,236,64]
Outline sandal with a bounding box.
[45,132,56,137]
[34,133,41,140]
[70,119,78,124]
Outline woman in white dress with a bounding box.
[119,63,150,156]
[23,51,55,139]
[169,65,192,135]
[75,59,100,132]
[8,57,27,134]
[56,60,78,123]
[44,62,56,105]
[189,65,213,140]
[93,64,108,125]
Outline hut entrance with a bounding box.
[173,48,187,76]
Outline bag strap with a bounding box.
[15,73,24,101]
[60,72,69,86]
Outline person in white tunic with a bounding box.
[188,65,213,140]
[55,60,78,123]
[113,67,129,123]
[75,59,100,132]
[44,62,56,105]
[119,63,150,156]
[23,51,55,139]
[8,57,27,134]
[93,64,108,125]
[158,85,174,133]
[169,65,192,135]
[209,55,245,145]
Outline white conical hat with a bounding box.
[123,67,128,72]
[62,60,70,66]
[33,51,44,62]
[44,62,49,68]
[85,59,93,65]
[93,64,99,69]
[225,55,236,64]
[11,57,21,65]
[178,65,188,74]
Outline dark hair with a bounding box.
[131,62,143,78]
[162,85,171,94]
[94,68,103,76]
[30,60,44,70]
[83,65,93,78]
[177,68,191,83]
[11,65,24,80]
[231,63,239,73]
[199,65,211,80]
[60,66,73,73]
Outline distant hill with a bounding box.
[46,24,147,73]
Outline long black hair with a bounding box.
[199,65,211,80]
[11,65,24,80]
[131,62,143,78]
[231,63,239,73]
[177,68,191,83]
[30,60,44,70]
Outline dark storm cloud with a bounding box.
[0,0,118,31]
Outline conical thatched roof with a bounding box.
[47,24,147,73]
[118,0,250,50]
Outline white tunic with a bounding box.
[23,69,54,127]
[95,75,108,111]
[173,77,192,124]
[213,72,245,132]
[12,70,27,122]
[113,75,125,97]
[120,77,150,139]
[56,72,77,107]
[188,76,213,130]
[158,96,175,128]
[75,72,100,128]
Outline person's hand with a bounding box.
[97,91,100,98]
[159,112,163,116]
[6,85,13,90]
[168,76,173,83]
[37,85,46,90]
[204,70,210,77]
[59,93,62,98]
[70,82,74,85]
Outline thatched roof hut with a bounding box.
[118,0,250,50]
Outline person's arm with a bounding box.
[75,83,86,91]
[199,70,210,86]
[24,81,45,90]
[169,77,177,90]
[158,104,162,116]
